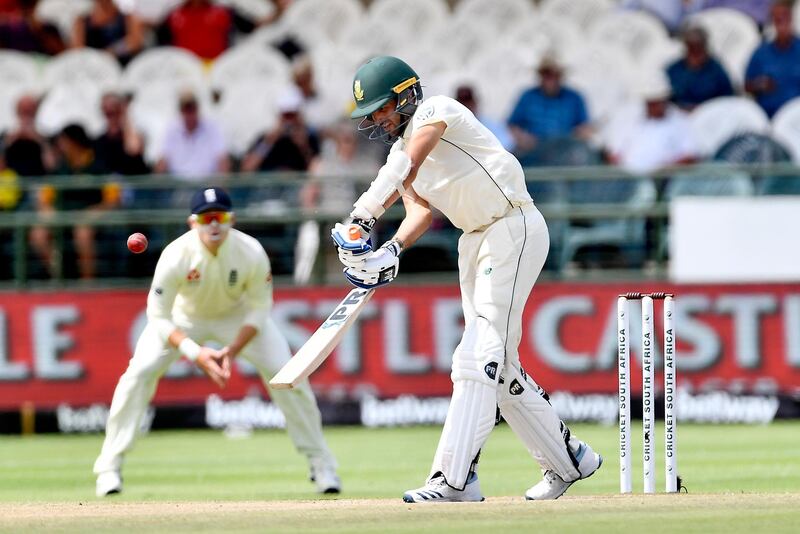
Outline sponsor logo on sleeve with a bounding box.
[415,103,435,122]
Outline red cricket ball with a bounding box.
[127,232,148,254]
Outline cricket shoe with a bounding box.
[95,471,122,497]
[525,442,603,500]
[403,472,484,503]
[310,460,341,494]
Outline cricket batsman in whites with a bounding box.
[332,56,602,502]
[94,187,340,497]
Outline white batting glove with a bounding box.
[343,239,402,289]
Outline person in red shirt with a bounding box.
[166,0,231,60]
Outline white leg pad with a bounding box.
[429,317,504,490]
[498,363,581,482]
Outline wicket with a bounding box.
[617,292,677,494]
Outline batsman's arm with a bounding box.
[393,188,432,249]
[350,122,446,223]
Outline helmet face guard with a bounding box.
[356,82,423,144]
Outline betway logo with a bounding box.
[361,395,450,427]
[205,394,286,429]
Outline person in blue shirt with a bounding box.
[745,0,800,117]
[507,54,591,165]
[667,25,734,111]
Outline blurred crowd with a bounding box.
[1,0,799,280]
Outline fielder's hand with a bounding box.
[343,239,402,289]
[196,347,231,388]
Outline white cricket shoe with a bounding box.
[310,460,341,494]
[525,442,603,500]
[95,471,122,497]
[403,472,484,503]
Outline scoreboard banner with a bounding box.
[1,283,799,411]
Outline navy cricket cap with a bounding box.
[190,187,233,214]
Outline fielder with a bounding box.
[94,187,340,497]
[332,56,602,502]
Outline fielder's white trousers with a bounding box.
[93,314,336,475]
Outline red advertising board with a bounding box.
[1,283,799,410]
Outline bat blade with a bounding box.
[269,288,375,389]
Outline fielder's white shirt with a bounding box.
[146,228,272,341]
[399,95,532,233]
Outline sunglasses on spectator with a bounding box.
[193,211,232,225]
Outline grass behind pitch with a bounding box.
[0,422,799,531]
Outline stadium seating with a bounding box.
[540,0,614,30]
[453,0,537,35]
[368,0,450,41]
[35,81,105,136]
[771,97,800,163]
[42,49,121,91]
[121,47,207,93]
[689,97,771,157]
[0,51,42,134]
[209,44,291,94]
[588,10,670,67]
[282,0,365,50]
[35,0,92,42]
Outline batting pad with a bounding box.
[430,318,504,490]
[498,363,581,482]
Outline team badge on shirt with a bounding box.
[186,269,201,282]
[228,269,237,286]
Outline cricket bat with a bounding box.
[269,288,375,389]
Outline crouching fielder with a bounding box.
[333,57,602,502]
[94,187,339,497]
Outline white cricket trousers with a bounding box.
[431,202,581,487]
[93,314,336,475]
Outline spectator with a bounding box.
[155,90,230,179]
[745,0,800,117]
[667,25,734,111]
[0,0,65,55]
[161,0,282,61]
[241,90,320,173]
[2,93,57,178]
[455,84,513,150]
[607,74,699,174]
[71,0,145,64]
[162,0,232,60]
[94,92,149,176]
[507,54,591,164]
[30,124,120,279]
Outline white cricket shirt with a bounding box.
[400,95,532,233]
[146,228,272,340]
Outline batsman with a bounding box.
[332,56,602,502]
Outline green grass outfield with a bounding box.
[1,422,799,532]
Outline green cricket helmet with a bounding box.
[351,56,423,143]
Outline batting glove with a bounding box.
[331,222,373,269]
[343,239,402,289]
